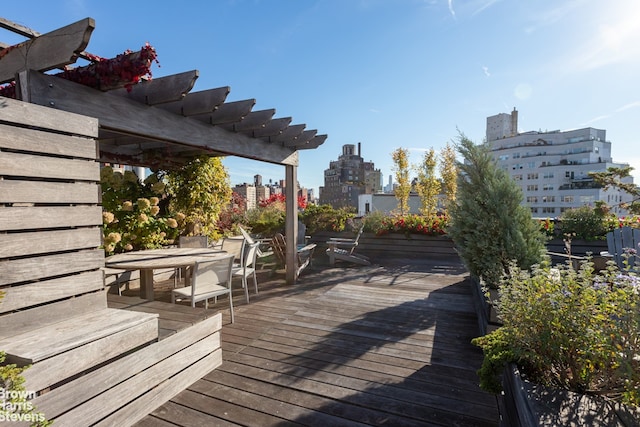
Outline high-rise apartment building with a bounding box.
[233,183,258,211]
[319,143,382,209]
[487,109,634,216]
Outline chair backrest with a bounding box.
[272,233,286,265]
[238,226,256,245]
[221,236,246,262]
[243,242,260,269]
[191,254,235,296]
[607,226,640,270]
[179,235,209,248]
[297,221,307,245]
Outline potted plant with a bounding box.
[472,257,640,425]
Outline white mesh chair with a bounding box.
[174,235,209,287]
[171,254,236,322]
[233,241,260,303]
[239,226,274,259]
[221,236,246,268]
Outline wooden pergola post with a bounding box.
[285,164,298,285]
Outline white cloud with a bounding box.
[523,1,582,34]
[615,101,640,113]
[582,101,640,126]
[582,114,610,126]
[448,0,456,18]
[482,66,490,77]
[471,0,501,16]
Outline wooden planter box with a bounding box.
[502,364,640,426]
[309,232,458,261]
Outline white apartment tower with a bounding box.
[486,109,633,217]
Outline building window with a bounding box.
[543,184,554,191]
[527,173,538,180]
[526,185,538,191]
[561,195,574,203]
[542,207,555,214]
[513,174,523,181]
[543,172,554,179]
[526,196,538,203]
[527,162,536,168]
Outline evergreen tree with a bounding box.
[448,135,545,288]
[589,165,640,214]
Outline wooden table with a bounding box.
[105,248,227,300]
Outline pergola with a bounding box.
[0,17,327,285]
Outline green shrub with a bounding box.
[0,352,51,426]
[558,205,610,240]
[362,211,387,234]
[299,204,356,234]
[364,213,448,237]
[473,258,640,407]
[244,204,285,237]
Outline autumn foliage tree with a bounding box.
[392,147,411,215]
[414,148,440,219]
[439,141,458,214]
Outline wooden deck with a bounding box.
[118,257,500,427]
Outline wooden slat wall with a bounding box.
[0,96,102,316]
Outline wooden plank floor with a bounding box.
[132,257,500,426]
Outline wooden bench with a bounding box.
[0,98,158,416]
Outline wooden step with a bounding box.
[0,308,159,392]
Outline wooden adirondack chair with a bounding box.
[604,226,640,271]
[272,233,317,278]
[326,226,371,266]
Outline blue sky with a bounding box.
[4,1,640,194]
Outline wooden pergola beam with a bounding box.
[113,70,199,105]
[252,117,292,138]
[159,86,230,116]
[221,109,275,132]
[267,123,306,143]
[26,71,299,166]
[0,18,94,83]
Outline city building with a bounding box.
[233,183,258,211]
[254,174,270,204]
[487,109,634,217]
[319,143,382,209]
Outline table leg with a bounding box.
[139,269,155,300]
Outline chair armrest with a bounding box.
[327,237,356,242]
[298,243,317,253]
[327,240,357,249]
